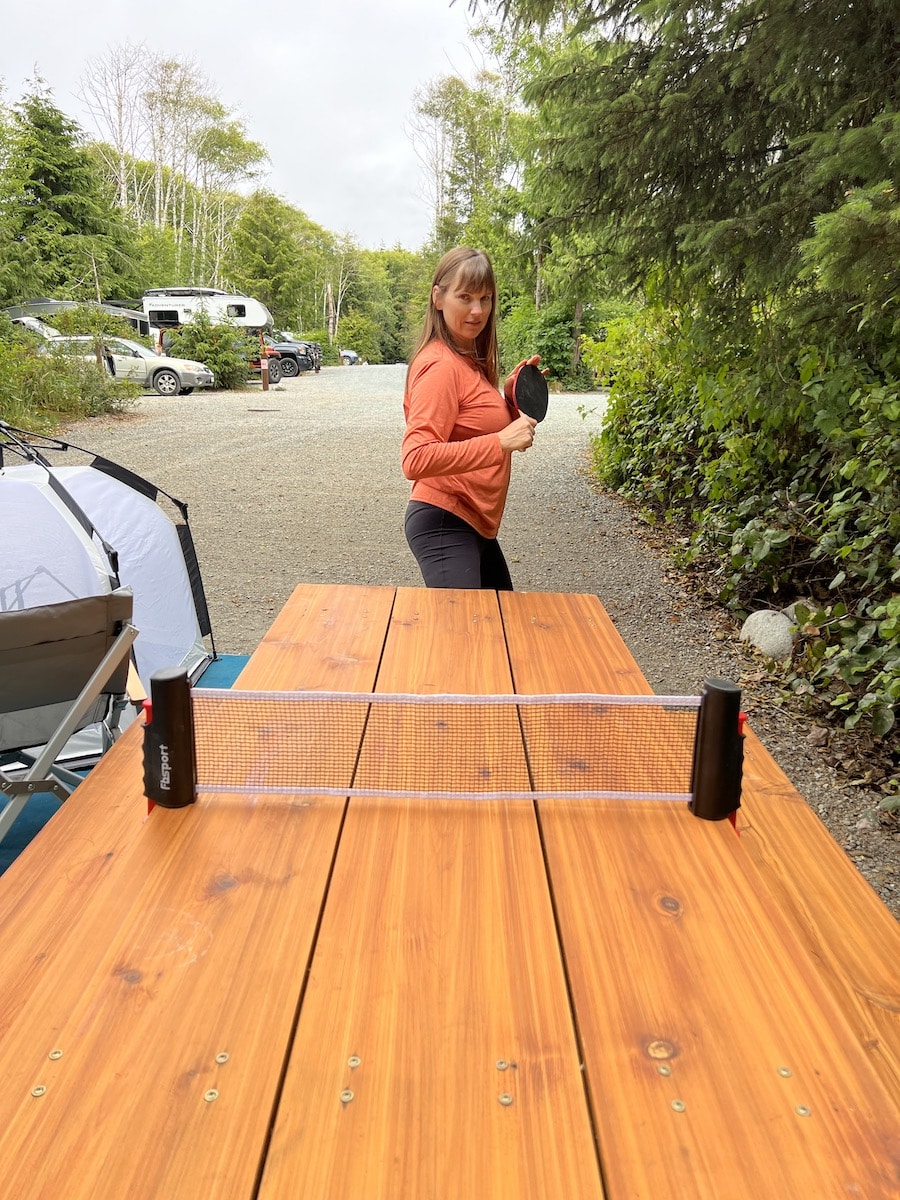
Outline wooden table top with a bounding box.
[0,583,897,1199]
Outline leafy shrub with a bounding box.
[501,296,640,390]
[0,319,137,430]
[589,304,900,735]
[165,313,249,390]
[791,597,900,738]
[305,329,339,366]
[499,299,570,386]
[336,313,380,364]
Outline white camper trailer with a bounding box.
[142,288,273,331]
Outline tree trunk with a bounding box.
[571,298,583,369]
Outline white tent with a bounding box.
[0,428,214,687]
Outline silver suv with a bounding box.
[45,335,214,396]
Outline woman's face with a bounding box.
[433,269,493,348]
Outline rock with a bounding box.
[739,609,795,660]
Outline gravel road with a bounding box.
[60,363,898,916]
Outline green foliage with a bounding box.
[0,323,136,429]
[166,313,249,390]
[590,304,900,734]
[499,297,603,389]
[334,313,379,364]
[305,330,340,366]
[791,598,900,738]
[478,0,900,735]
[223,191,328,329]
[43,304,149,344]
[350,249,430,364]
[0,89,139,305]
[511,0,900,307]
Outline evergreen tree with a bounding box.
[223,190,333,330]
[0,87,138,304]
[489,0,899,325]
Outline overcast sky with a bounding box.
[2,0,485,250]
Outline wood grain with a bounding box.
[0,582,394,1199]
[4,583,897,1199]
[501,589,900,1196]
[501,589,900,1100]
[258,587,605,1200]
[738,729,900,1104]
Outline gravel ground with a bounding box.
[60,363,898,917]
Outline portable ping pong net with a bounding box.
[142,672,746,820]
[0,584,897,1200]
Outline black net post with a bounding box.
[689,678,745,821]
[142,668,197,809]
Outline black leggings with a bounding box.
[404,501,513,591]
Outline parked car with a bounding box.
[263,335,312,378]
[43,335,214,396]
[245,333,282,384]
[8,315,63,339]
[278,333,322,373]
[340,348,360,366]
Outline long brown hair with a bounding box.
[408,247,499,388]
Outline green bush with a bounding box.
[0,317,137,430]
[336,313,380,364]
[499,300,576,387]
[589,304,900,736]
[305,330,339,366]
[165,313,249,390]
[501,297,639,391]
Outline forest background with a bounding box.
[0,0,897,773]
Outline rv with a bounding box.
[3,299,151,339]
[141,288,273,331]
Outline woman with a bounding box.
[402,247,539,590]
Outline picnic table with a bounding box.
[0,583,897,1198]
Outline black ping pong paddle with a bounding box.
[512,362,549,422]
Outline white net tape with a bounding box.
[190,690,701,802]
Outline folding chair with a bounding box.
[0,588,138,847]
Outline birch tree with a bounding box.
[77,42,146,211]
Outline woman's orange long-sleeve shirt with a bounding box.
[402,341,512,539]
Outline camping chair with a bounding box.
[0,588,138,847]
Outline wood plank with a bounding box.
[0,583,395,1199]
[233,581,394,690]
[737,731,900,1105]
[537,800,900,1197]
[500,589,900,1096]
[258,587,605,1200]
[500,590,900,1196]
[501,588,652,696]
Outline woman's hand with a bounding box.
[499,413,538,453]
